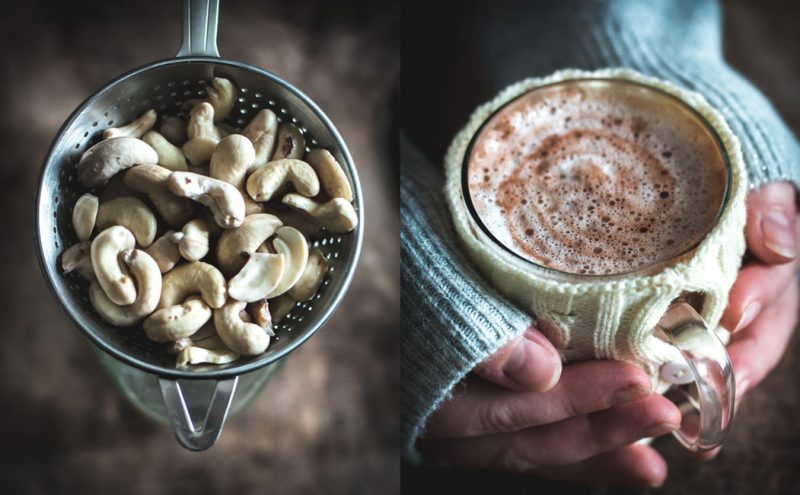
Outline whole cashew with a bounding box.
[102,109,157,140]
[144,296,212,342]
[183,102,221,166]
[142,131,188,171]
[61,241,95,280]
[88,249,161,326]
[167,171,246,229]
[145,230,181,273]
[288,248,330,302]
[269,295,295,323]
[98,174,136,203]
[177,346,239,366]
[281,194,358,233]
[124,164,196,227]
[72,193,99,241]
[214,300,270,355]
[77,137,158,188]
[272,123,306,160]
[263,206,322,237]
[228,252,284,303]
[185,77,237,122]
[243,109,278,168]
[307,149,353,202]
[266,226,309,298]
[95,196,158,247]
[210,134,256,189]
[91,226,137,305]
[159,261,227,309]
[170,218,210,261]
[159,115,187,146]
[246,159,320,202]
[216,213,283,276]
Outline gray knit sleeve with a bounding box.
[473,0,800,190]
[401,136,531,462]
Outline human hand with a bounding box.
[696,181,800,459]
[419,327,682,487]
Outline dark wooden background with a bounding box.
[0,1,399,493]
[402,0,800,494]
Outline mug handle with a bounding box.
[655,302,735,452]
[158,376,238,451]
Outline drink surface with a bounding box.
[467,80,727,275]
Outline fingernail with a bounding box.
[608,384,651,407]
[733,301,761,333]
[762,209,797,260]
[504,331,560,390]
[736,377,750,398]
[642,422,680,438]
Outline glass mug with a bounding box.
[444,69,747,451]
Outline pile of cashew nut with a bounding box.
[60,77,357,367]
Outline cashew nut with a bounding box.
[167,172,246,229]
[144,296,212,342]
[88,249,161,326]
[288,248,329,301]
[246,159,320,202]
[77,137,158,188]
[243,109,278,168]
[95,196,158,247]
[142,131,188,171]
[263,206,321,237]
[177,346,239,366]
[102,109,157,140]
[159,115,187,146]
[186,77,237,122]
[61,241,95,280]
[266,226,309,298]
[216,213,283,276]
[281,194,358,233]
[124,164,196,227]
[228,252,284,303]
[269,295,295,323]
[72,193,99,241]
[183,102,221,166]
[159,261,227,309]
[214,300,270,355]
[210,134,256,189]
[91,226,137,305]
[99,174,136,203]
[272,123,305,160]
[307,149,353,202]
[170,218,210,261]
[247,299,274,333]
[145,230,182,273]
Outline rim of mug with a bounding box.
[460,77,732,283]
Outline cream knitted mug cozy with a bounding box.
[445,68,747,392]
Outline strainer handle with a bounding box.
[176,0,220,58]
[159,376,237,451]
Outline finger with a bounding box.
[531,444,668,488]
[473,326,562,392]
[727,278,799,394]
[421,394,681,470]
[719,259,798,333]
[745,182,797,264]
[426,360,651,438]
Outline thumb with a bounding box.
[745,182,797,264]
[473,326,562,392]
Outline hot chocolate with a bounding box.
[466,79,727,275]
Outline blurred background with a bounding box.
[0,0,399,493]
[402,0,800,493]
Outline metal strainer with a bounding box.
[34,0,363,450]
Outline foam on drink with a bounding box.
[467,80,727,275]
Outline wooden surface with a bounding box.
[402,0,800,493]
[0,1,399,493]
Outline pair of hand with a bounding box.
[420,182,799,487]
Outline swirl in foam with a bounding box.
[467,80,727,275]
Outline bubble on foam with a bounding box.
[467,82,727,275]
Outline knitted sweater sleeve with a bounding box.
[401,0,800,461]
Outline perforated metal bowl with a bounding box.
[34,0,363,449]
